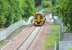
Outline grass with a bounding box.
[68,48,72,50]
[43,24,60,50]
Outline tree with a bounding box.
[5,0,23,27]
[22,0,36,20]
[0,0,8,27]
[42,0,52,13]
[0,0,36,28]
[0,16,6,28]
[55,0,72,32]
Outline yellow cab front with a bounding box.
[33,13,46,26]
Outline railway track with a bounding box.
[18,27,42,50]
[1,26,35,50]
[28,23,49,50]
[1,23,49,50]
[18,23,48,50]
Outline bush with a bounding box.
[55,0,72,32]
[0,16,6,28]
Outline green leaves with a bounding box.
[0,16,6,28]
[42,0,52,12]
[55,0,72,32]
[22,0,36,19]
[0,0,9,27]
[0,0,36,27]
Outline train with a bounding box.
[33,13,46,26]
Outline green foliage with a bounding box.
[22,0,36,19]
[0,0,36,28]
[55,0,72,32]
[0,0,9,27]
[43,25,60,50]
[42,0,52,12]
[68,48,72,50]
[6,0,22,24]
[0,16,6,28]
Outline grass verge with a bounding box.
[43,24,60,50]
